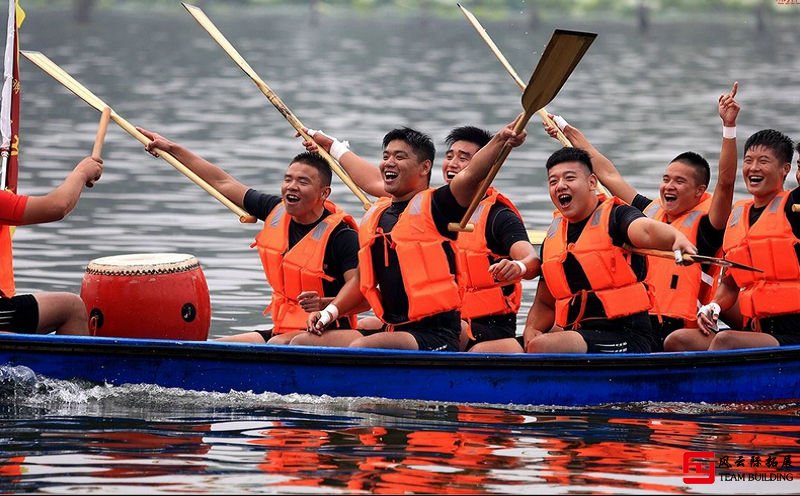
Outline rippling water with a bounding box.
[4,4,800,494]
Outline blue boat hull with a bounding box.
[0,333,797,406]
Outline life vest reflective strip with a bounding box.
[358,189,461,323]
[643,193,717,322]
[723,191,800,324]
[253,200,358,334]
[456,187,522,320]
[541,196,651,328]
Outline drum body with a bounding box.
[80,253,211,340]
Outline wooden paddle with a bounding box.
[457,3,612,203]
[182,3,372,211]
[21,51,257,224]
[793,204,799,213]
[626,245,763,272]
[457,3,570,147]
[448,29,596,233]
[85,106,111,188]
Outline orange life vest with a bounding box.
[541,196,652,328]
[358,189,461,324]
[253,200,358,334]
[722,191,800,323]
[643,193,718,322]
[456,188,522,320]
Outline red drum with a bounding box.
[80,253,211,340]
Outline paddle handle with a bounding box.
[449,114,530,232]
[111,111,256,223]
[92,107,111,159]
[793,204,800,213]
[629,246,693,263]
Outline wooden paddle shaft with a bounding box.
[631,246,693,263]
[253,80,371,210]
[793,204,800,213]
[92,107,111,159]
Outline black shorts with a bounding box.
[649,315,687,352]
[0,294,39,333]
[576,312,656,353]
[465,313,517,351]
[751,315,800,346]
[393,312,461,352]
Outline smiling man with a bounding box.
[543,83,740,351]
[697,129,800,350]
[137,128,361,344]
[300,121,526,352]
[523,147,696,354]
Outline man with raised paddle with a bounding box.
[136,128,363,345]
[541,83,741,352]
[0,155,103,335]
[300,122,526,352]
[301,125,539,353]
[697,129,800,351]
[523,147,697,354]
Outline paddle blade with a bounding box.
[522,30,596,116]
[21,51,109,111]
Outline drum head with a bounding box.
[86,253,200,275]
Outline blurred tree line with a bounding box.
[15,0,795,29]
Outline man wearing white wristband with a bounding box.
[524,148,697,355]
[137,128,363,344]
[542,82,740,352]
[299,125,539,353]
[699,129,800,350]
[302,121,527,352]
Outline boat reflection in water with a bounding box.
[2,372,797,494]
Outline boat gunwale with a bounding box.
[0,333,796,370]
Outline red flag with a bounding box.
[0,0,23,297]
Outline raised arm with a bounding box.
[22,156,103,225]
[544,116,638,204]
[707,82,740,230]
[627,216,697,254]
[300,129,386,197]
[449,118,527,207]
[137,127,248,208]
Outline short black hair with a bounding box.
[545,147,593,173]
[382,127,435,164]
[290,152,332,187]
[795,141,800,156]
[670,151,711,187]
[445,126,492,149]
[744,129,794,164]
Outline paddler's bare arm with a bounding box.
[544,116,637,204]
[450,118,527,208]
[137,127,248,208]
[300,129,387,198]
[22,156,103,225]
[707,82,739,230]
[306,268,369,334]
[627,217,697,255]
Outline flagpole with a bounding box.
[0,0,16,192]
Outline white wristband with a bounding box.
[317,303,340,327]
[513,260,527,275]
[305,128,320,137]
[329,139,350,161]
[723,126,736,139]
[552,115,569,131]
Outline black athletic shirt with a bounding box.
[244,189,359,298]
[372,185,467,325]
[632,194,724,257]
[540,201,649,330]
